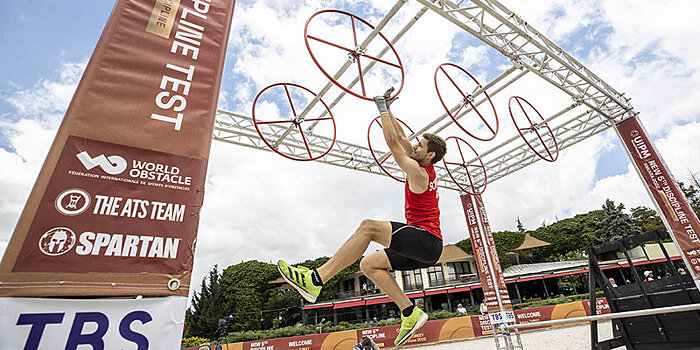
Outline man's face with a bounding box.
[411,138,431,163]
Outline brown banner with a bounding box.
[473,194,513,312]
[0,0,236,296]
[460,194,499,313]
[617,116,700,282]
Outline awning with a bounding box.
[406,291,425,298]
[365,297,392,305]
[302,303,333,310]
[506,279,516,284]
[517,276,544,282]
[425,289,449,296]
[448,286,471,293]
[333,300,365,309]
[545,272,571,278]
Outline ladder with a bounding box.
[492,323,524,350]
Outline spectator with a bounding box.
[370,317,378,324]
[480,302,488,315]
[678,267,687,276]
[456,303,467,314]
[643,271,655,282]
[354,336,380,350]
[608,277,617,287]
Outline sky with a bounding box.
[1,0,699,297]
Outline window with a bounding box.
[402,271,412,289]
[427,265,444,286]
[413,269,423,288]
[342,278,355,292]
[447,262,472,281]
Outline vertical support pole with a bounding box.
[514,283,522,304]
[588,251,598,349]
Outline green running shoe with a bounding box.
[277,260,322,303]
[394,307,428,346]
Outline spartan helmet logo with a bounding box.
[38,227,76,256]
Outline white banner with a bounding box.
[0,296,186,350]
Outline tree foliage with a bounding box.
[455,231,525,268]
[220,260,279,331]
[185,265,233,338]
[679,181,700,218]
[595,199,641,243]
[630,206,664,232]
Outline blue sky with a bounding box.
[1,0,699,291]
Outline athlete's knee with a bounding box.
[359,219,389,242]
[359,256,373,275]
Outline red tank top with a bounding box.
[405,166,441,239]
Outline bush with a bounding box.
[512,291,603,310]
[181,336,210,347]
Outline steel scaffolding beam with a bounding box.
[212,0,638,193]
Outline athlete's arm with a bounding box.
[387,109,414,155]
[375,96,428,192]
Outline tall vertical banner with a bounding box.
[473,194,513,312]
[617,116,700,288]
[460,194,512,316]
[0,0,236,297]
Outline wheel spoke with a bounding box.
[296,124,313,158]
[351,16,358,47]
[469,101,496,134]
[379,151,392,165]
[284,84,297,118]
[257,119,296,125]
[307,35,355,54]
[361,52,402,69]
[439,67,468,99]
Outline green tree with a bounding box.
[455,231,525,268]
[679,181,700,218]
[526,210,602,263]
[630,206,664,232]
[595,199,641,243]
[516,217,525,233]
[262,290,302,329]
[220,260,279,331]
[185,265,233,338]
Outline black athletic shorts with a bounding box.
[384,222,443,271]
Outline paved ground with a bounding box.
[404,321,614,350]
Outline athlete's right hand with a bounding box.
[383,87,398,109]
[374,96,389,114]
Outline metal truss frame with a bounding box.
[213,0,638,193]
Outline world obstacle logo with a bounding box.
[55,188,91,216]
[38,227,77,256]
[76,151,127,175]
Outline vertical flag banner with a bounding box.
[0,0,237,296]
[460,194,499,313]
[473,194,513,312]
[617,116,700,287]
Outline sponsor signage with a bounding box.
[0,0,236,296]
[183,299,611,350]
[0,296,186,350]
[12,136,203,274]
[460,194,499,313]
[617,116,700,284]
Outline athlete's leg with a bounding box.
[316,219,392,283]
[359,250,411,310]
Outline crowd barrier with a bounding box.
[184,298,610,349]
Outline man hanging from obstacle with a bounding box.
[277,88,447,346]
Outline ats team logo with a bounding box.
[38,227,77,256]
[55,188,91,216]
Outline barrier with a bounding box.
[183,298,609,349]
